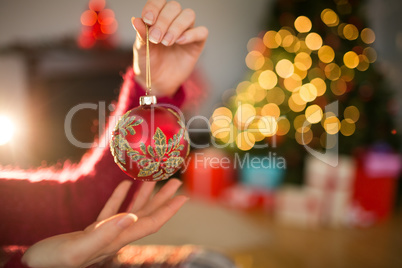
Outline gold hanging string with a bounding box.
[145,24,152,95]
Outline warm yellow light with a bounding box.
[246,51,265,70]
[236,131,255,151]
[278,29,293,42]
[250,83,267,102]
[340,65,355,82]
[357,55,370,71]
[299,83,318,102]
[294,115,311,133]
[363,47,377,63]
[330,79,347,96]
[323,116,341,135]
[308,67,326,80]
[296,129,313,145]
[344,106,360,123]
[282,35,295,48]
[343,51,359,69]
[259,70,278,89]
[211,121,231,140]
[305,105,323,124]
[263,30,281,48]
[212,107,233,121]
[361,28,376,44]
[261,103,280,119]
[321,8,339,27]
[0,115,15,145]
[248,120,266,142]
[275,59,294,78]
[340,118,356,136]
[294,52,312,71]
[258,116,278,137]
[276,117,290,136]
[324,63,341,81]
[247,37,266,53]
[236,81,251,93]
[293,65,308,80]
[288,96,306,112]
[343,24,359,40]
[305,33,323,50]
[310,78,327,96]
[294,16,312,33]
[266,87,286,105]
[318,45,335,63]
[284,74,302,92]
[234,103,256,129]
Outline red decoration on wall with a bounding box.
[78,0,118,49]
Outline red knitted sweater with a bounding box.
[0,68,190,267]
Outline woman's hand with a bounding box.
[22,179,187,268]
[132,0,208,97]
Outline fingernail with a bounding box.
[162,32,174,46]
[176,35,186,44]
[143,12,154,25]
[131,17,136,28]
[117,214,137,229]
[149,28,161,44]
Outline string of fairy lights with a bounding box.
[210,7,375,151]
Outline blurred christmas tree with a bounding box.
[210,0,400,183]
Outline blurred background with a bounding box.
[0,0,402,267]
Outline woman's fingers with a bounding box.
[135,178,182,218]
[129,181,157,213]
[118,195,188,244]
[141,0,166,25]
[97,180,132,221]
[176,26,209,45]
[162,8,196,46]
[149,1,182,44]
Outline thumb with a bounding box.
[132,17,146,43]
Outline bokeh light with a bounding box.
[343,51,359,68]
[360,28,376,44]
[294,52,312,71]
[343,24,359,40]
[340,118,356,136]
[266,87,286,105]
[323,116,341,135]
[305,105,323,124]
[276,59,295,78]
[294,16,312,33]
[321,8,339,27]
[344,105,360,122]
[318,45,335,63]
[246,51,265,70]
[261,103,280,119]
[259,70,278,89]
[263,31,281,48]
[299,83,318,102]
[305,33,323,50]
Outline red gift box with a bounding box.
[220,184,276,211]
[351,150,401,226]
[182,148,236,200]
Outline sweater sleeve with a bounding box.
[0,67,189,248]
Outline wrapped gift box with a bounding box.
[220,184,276,212]
[350,150,401,226]
[182,148,236,200]
[239,153,286,190]
[304,155,356,227]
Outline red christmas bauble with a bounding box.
[110,102,190,181]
